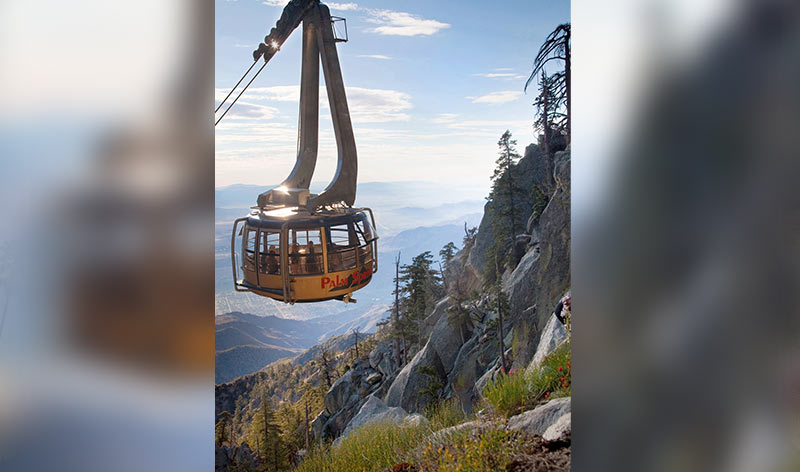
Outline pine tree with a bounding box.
[318,350,335,388]
[248,394,284,471]
[397,251,443,347]
[439,242,458,265]
[486,130,525,279]
[534,71,559,155]
[215,411,233,446]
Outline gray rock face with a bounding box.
[423,419,488,445]
[325,369,359,415]
[508,397,571,436]
[319,358,386,439]
[368,339,398,378]
[447,333,500,413]
[475,363,501,398]
[526,313,568,374]
[504,151,570,363]
[467,144,556,279]
[311,410,328,440]
[428,299,473,376]
[215,442,258,472]
[340,395,427,438]
[421,297,451,342]
[384,340,445,413]
[542,412,571,441]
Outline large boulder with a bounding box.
[447,333,500,413]
[310,410,328,440]
[368,339,399,378]
[340,395,428,439]
[508,397,571,436]
[324,369,359,415]
[428,299,473,376]
[215,442,258,472]
[319,358,385,439]
[526,313,569,374]
[420,297,451,341]
[384,340,446,413]
[543,412,571,441]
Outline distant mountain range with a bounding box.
[215,307,389,383]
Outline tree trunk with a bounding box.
[304,398,310,451]
[564,36,571,145]
[394,253,402,367]
[495,258,508,374]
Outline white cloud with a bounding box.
[365,9,450,36]
[234,43,254,48]
[328,2,360,11]
[432,113,459,123]
[218,86,300,103]
[344,87,413,122]
[469,91,523,105]
[473,72,528,80]
[262,0,288,7]
[216,85,412,123]
[357,54,392,60]
[493,67,513,71]
[215,101,279,120]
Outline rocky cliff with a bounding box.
[309,147,571,441]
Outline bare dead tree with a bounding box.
[393,252,402,367]
[304,396,310,451]
[495,256,509,374]
[525,23,571,143]
[319,350,333,387]
[351,327,360,359]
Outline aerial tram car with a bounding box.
[216,0,378,304]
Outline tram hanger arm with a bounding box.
[252,0,320,64]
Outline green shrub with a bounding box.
[425,397,468,431]
[415,422,534,471]
[483,341,571,417]
[295,421,429,472]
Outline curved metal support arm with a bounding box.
[256,1,358,210]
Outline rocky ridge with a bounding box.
[309,147,571,442]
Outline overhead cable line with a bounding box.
[215,58,260,113]
[215,59,268,127]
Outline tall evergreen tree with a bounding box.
[534,70,560,155]
[248,394,284,471]
[439,241,458,265]
[215,411,233,446]
[486,130,525,279]
[397,251,442,346]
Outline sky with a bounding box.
[215,0,569,197]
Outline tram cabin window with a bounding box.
[289,229,323,275]
[355,218,375,244]
[328,224,358,272]
[243,228,257,272]
[258,231,281,275]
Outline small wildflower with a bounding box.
[557,366,563,372]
